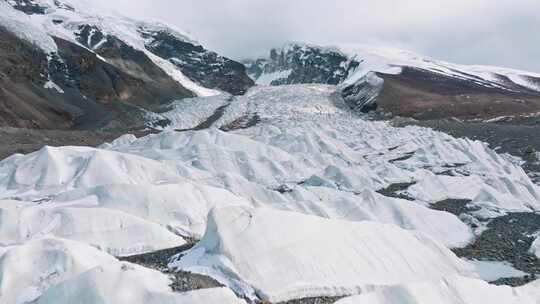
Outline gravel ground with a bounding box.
[0,127,154,160]
[375,182,416,201]
[119,244,194,272]
[277,297,343,304]
[430,199,480,217]
[120,243,224,293]
[452,213,540,284]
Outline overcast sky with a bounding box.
[95,0,540,72]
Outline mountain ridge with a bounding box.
[0,0,253,130]
[245,42,540,120]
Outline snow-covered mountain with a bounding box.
[0,0,253,129]
[246,43,540,120]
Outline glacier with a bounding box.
[1,83,540,302]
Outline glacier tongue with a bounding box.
[1,84,540,302]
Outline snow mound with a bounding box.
[35,262,244,304]
[152,85,540,214]
[0,237,116,304]
[0,236,242,304]
[0,146,182,199]
[0,202,186,256]
[53,182,251,239]
[334,275,538,304]
[170,206,477,302]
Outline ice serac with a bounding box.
[0,237,116,304]
[170,206,477,303]
[0,201,186,256]
[530,236,540,259]
[334,275,538,304]
[2,82,540,302]
[53,182,251,239]
[0,236,243,304]
[0,146,181,197]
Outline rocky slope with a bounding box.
[0,0,253,130]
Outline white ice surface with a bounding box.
[255,69,292,85]
[160,94,231,130]
[0,203,186,256]
[0,236,243,304]
[334,275,538,304]
[170,206,477,302]
[35,262,244,304]
[0,237,116,304]
[467,260,527,282]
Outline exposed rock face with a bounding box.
[67,26,194,109]
[244,44,360,85]
[0,25,193,130]
[0,26,73,129]
[341,72,384,113]
[5,0,48,14]
[142,29,254,95]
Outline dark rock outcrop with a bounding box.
[6,0,48,14]
[244,44,360,85]
[142,29,254,95]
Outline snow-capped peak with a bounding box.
[1,0,225,97]
[249,42,540,93]
[340,44,540,92]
